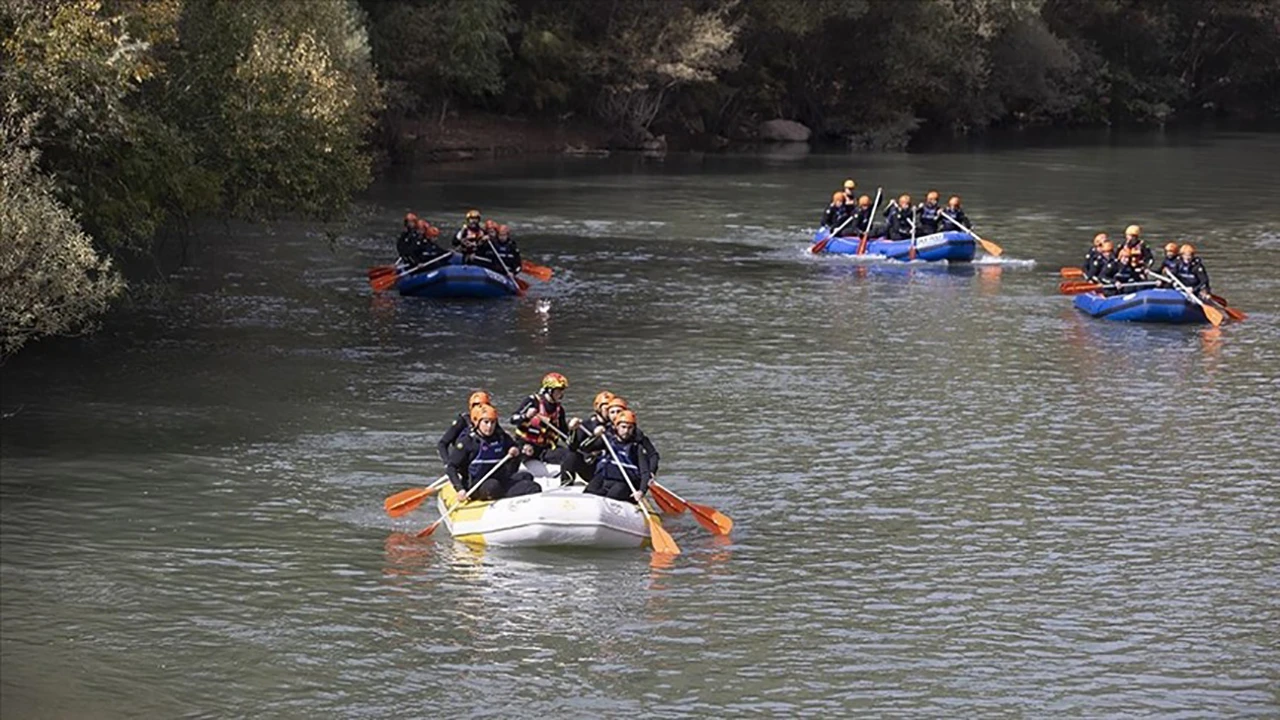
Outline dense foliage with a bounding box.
[366,0,1280,144]
[0,0,381,355]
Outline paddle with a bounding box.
[370,253,453,292]
[1214,298,1247,322]
[811,209,858,255]
[521,260,553,282]
[601,434,679,556]
[855,188,883,256]
[1059,279,1159,295]
[650,481,732,535]
[384,475,450,518]
[368,264,397,279]
[484,238,529,294]
[648,482,684,515]
[938,211,1003,257]
[1156,271,1224,326]
[416,454,514,538]
[1060,267,1085,279]
[908,206,919,261]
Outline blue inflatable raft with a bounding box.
[396,262,519,298]
[1072,288,1207,323]
[811,230,977,262]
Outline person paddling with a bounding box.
[474,224,522,275]
[446,404,541,501]
[438,390,493,463]
[821,192,851,235]
[397,213,422,266]
[1172,244,1211,299]
[511,373,580,480]
[849,195,875,237]
[884,195,914,240]
[1082,233,1108,280]
[916,191,942,235]
[1094,240,1120,287]
[454,209,486,259]
[1113,245,1149,288]
[937,196,971,233]
[580,409,658,504]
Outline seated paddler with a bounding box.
[446,404,541,501]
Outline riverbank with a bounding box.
[386,112,615,164]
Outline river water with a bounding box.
[3,133,1278,718]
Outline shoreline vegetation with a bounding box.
[3,0,1277,355]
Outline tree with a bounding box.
[1,106,125,357]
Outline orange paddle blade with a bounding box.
[1223,306,1247,322]
[810,236,831,254]
[976,236,1003,257]
[687,501,733,535]
[1060,267,1085,278]
[1060,281,1101,295]
[1202,303,1224,327]
[368,265,397,279]
[521,261,553,281]
[371,271,400,292]
[385,487,431,516]
[646,517,680,555]
[515,276,530,294]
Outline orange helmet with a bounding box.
[497,224,510,237]
[468,391,492,408]
[1093,233,1108,246]
[606,397,629,412]
[541,372,569,390]
[613,409,637,427]
[1100,241,1114,252]
[858,195,871,207]
[831,192,845,204]
[484,220,497,230]
[948,195,961,207]
[470,403,498,424]
[1164,242,1178,254]
[593,391,616,413]
[926,190,939,202]
[1179,243,1196,256]
[1125,224,1141,237]
[415,218,429,232]
[898,194,911,206]
[1117,247,1131,260]
[426,225,440,239]
[404,212,417,223]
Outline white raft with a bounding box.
[435,460,654,548]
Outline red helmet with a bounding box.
[415,219,429,232]
[404,212,417,224]
[468,391,492,408]
[541,372,569,390]
[483,220,497,230]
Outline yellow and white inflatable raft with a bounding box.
[435,461,655,548]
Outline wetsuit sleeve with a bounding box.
[437,414,466,463]
[446,439,472,491]
[638,432,659,478]
[1193,263,1211,293]
[510,396,537,428]
[578,433,603,455]
[509,243,522,271]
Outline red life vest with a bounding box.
[514,393,563,448]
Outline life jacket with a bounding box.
[594,433,640,484]
[918,202,941,232]
[1174,258,1205,289]
[514,393,562,448]
[466,431,508,482]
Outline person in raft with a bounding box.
[937,196,971,233]
[473,224,522,276]
[563,391,617,484]
[1081,233,1108,280]
[850,195,875,237]
[1092,240,1119,285]
[820,192,852,234]
[840,179,858,206]
[1155,242,1179,287]
[915,191,943,235]
[579,408,658,504]
[397,213,423,266]
[454,209,486,259]
[446,404,541,501]
[883,194,915,240]
[1112,246,1149,288]
[438,390,493,463]
[1172,244,1212,299]
[1120,225,1153,269]
[510,373,581,481]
